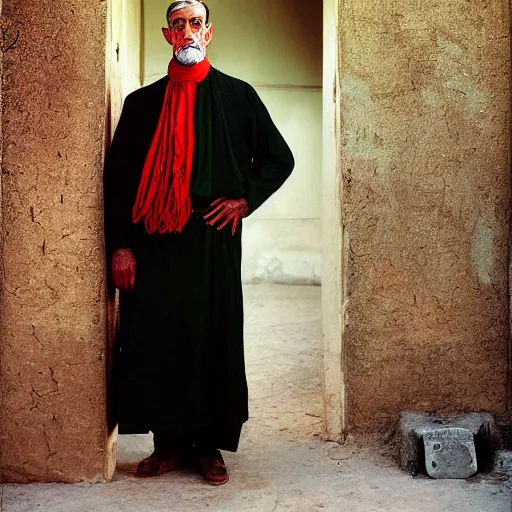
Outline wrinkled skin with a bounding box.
[162,3,213,65]
[111,248,136,293]
[204,198,249,235]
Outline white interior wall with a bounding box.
[143,0,323,284]
[111,0,143,129]
[122,0,143,96]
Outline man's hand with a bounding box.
[111,249,136,292]
[203,198,249,235]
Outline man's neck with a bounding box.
[168,57,211,83]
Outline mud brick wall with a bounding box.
[340,0,511,431]
[0,0,109,482]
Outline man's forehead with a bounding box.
[169,3,206,20]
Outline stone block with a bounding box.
[423,428,477,479]
[396,412,502,476]
[493,450,512,476]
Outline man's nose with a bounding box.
[184,22,194,38]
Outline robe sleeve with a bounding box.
[245,86,295,215]
[103,95,136,254]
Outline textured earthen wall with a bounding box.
[0,0,108,482]
[340,0,511,431]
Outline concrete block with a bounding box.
[423,428,477,479]
[396,412,502,476]
[493,450,512,476]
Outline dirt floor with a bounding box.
[2,285,511,511]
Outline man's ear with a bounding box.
[204,24,214,47]
[162,27,173,46]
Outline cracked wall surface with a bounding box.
[0,0,108,482]
[0,0,510,481]
[340,0,511,431]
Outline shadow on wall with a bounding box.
[206,0,323,86]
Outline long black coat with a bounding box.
[104,67,294,435]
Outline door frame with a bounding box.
[103,0,346,478]
[322,0,345,441]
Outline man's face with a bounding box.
[162,4,213,66]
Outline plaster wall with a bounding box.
[109,0,143,134]
[143,0,323,284]
[339,0,511,431]
[122,0,143,97]
[0,0,109,482]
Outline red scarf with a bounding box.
[132,58,211,234]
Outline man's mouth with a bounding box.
[180,43,201,52]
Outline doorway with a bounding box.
[105,0,344,475]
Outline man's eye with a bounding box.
[191,20,202,27]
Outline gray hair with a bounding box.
[167,1,210,24]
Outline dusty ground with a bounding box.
[2,285,511,511]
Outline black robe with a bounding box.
[104,67,294,440]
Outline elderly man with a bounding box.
[104,0,294,485]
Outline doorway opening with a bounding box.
[105,0,343,477]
